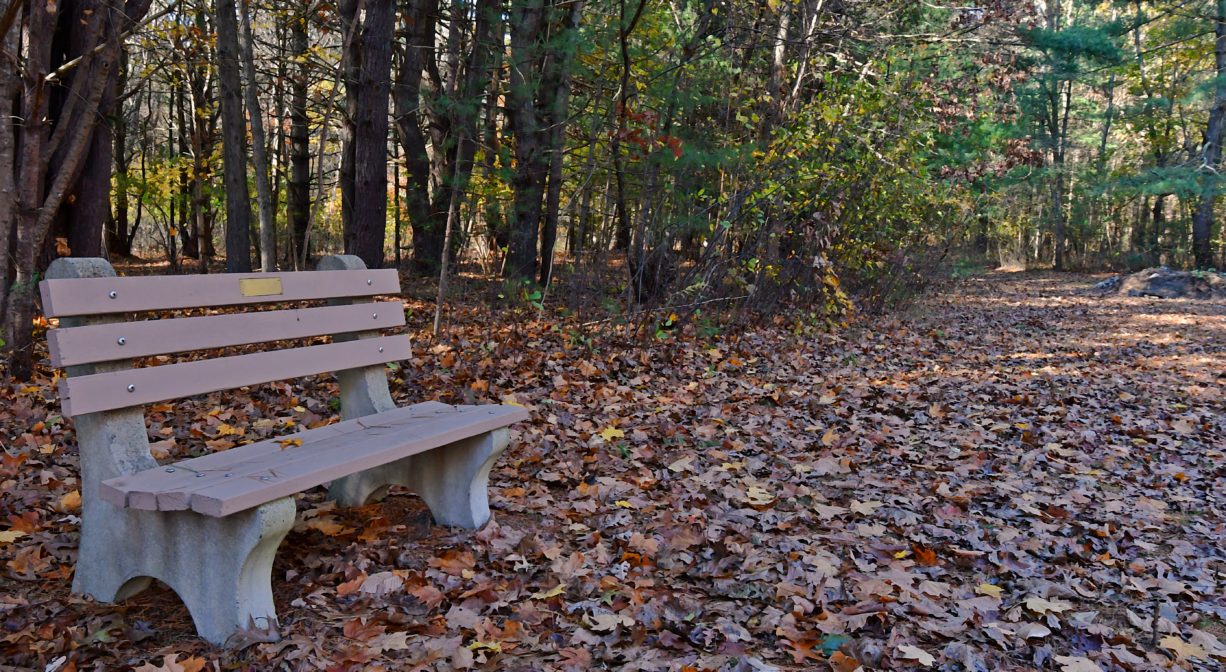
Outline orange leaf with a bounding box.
[912,545,939,567]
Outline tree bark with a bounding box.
[1193,0,1226,269]
[288,7,310,268]
[239,0,276,270]
[505,0,547,281]
[539,0,583,286]
[611,0,646,253]
[216,0,252,272]
[0,11,18,335]
[341,0,394,269]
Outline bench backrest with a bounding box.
[40,257,411,417]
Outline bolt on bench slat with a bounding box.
[58,335,411,416]
[47,301,406,367]
[40,268,400,318]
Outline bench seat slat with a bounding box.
[59,335,411,417]
[40,269,400,318]
[48,302,406,367]
[100,402,530,517]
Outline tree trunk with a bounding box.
[288,7,310,268]
[8,0,146,379]
[505,0,547,281]
[1193,0,1226,269]
[341,0,394,269]
[539,0,583,286]
[0,12,18,335]
[394,0,446,275]
[612,0,646,253]
[216,0,252,272]
[239,0,276,271]
[106,56,131,259]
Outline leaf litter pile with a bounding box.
[1,272,1223,671]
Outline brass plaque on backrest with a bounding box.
[239,277,284,297]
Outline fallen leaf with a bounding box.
[1159,635,1208,660]
[896,644,935,667]
[976,583,1003,598]
[1054,655,1103,672]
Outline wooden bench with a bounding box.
[39,255,528,646]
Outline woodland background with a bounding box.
[0,1,1224,669]
[1,0,1226,369]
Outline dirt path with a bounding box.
[1,272,1223,670]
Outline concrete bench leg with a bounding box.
[75,498,296,646]
[327,428,508,529]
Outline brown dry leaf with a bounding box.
[56,489,81,513]
[132,654,208,672]
[1054,656,1103,672]
[1159,635,1208,660]
[896,644,935,667]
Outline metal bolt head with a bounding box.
[378,346,384,353]
[195,472,206,478]
[372,312,378,319]
[224,473,233,478]
[367,278,373,286]
[108,291,118,299]
[259,475,271,482]
[165,467,175,473]
[117,337,126,346]
[127,384,136,392]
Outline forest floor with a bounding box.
[1,271,1224,671]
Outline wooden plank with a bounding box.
[59,335,411,417]
[39,269,401,318]
[47,301,406,367]
[99,402,530,516]
[107,402,454,510]
[193,404,527,516]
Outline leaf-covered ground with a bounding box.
[1,272,1224,671]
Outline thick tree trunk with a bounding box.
[288,9,310,268]
[539,0,583,286]
[1193,0,1226,269]
[339,0,394,268]
[0,13,18,333]
[239,0,275,271]
[394,0,442,275]
[505,0,547,281]
[8,0,143,379]
[216,0,252,272]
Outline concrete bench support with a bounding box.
[328,429,508,528]
[52,258,295,646]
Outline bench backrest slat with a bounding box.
[47,302,406,368]
[59,335,411,416]
[40,269,400,318]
